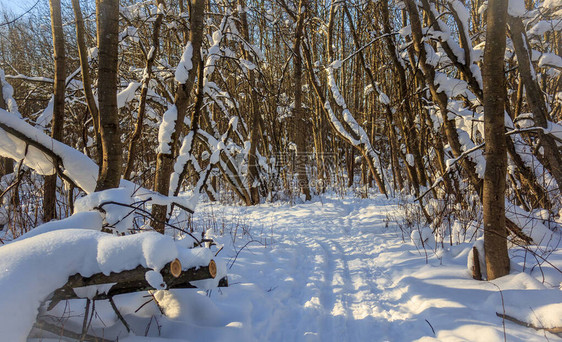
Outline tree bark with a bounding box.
[0,74,13,178]
[292,0,311,200]
[44,0,66,222]
[95,0,122,191]
[152,0,206,232]
[71,0,102,163]
[238,0,264,204]
[483,0,510,280]
[123,0,165,180]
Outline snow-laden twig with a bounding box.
[415,142,485,202]
[95,200,199,243]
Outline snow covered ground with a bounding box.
[172,194,561,342]
[7,193,562,341]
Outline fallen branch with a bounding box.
[495,312,562,336]
[108,296,130,333]
[505,218,533,245]
[33,318,112,342]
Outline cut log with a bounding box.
[170,258,182,278]
[48,259,217,309]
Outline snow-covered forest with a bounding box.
[0,0,561,340]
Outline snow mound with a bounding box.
[0,229,214,341]
[15,211,103,241]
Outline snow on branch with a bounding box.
[175,42,193,84]
[0,108,99,193]
[324,64,387,195]
[0,109,198,218]
[4,74,54,84]
[0,70,20,114]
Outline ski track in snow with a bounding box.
[204,197,442,341]
[194,195,561,342]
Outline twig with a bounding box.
[148,291,165,315]
[228,239,265,269]
[425,319,436,336]
[529,306,551,341]
[134,298,155,314]
[95,199,200,244]
[0,158,25,201]
[80,299,90,341]
[490,283,507,342]
[415,142,485,202]
[508,238,562,274]
[33,318,112,342]
[108,296,131,333]
[495,312,562,336]
[0,0,40,27]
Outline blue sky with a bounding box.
[0,0,38,16]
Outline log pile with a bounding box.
[48,258,221,309]
[32,253,228,340]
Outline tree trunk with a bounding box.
[44,0,66,222]
[71,0,102,164]
[152,0,205,232]
[483,0,510,280]
[123,0,165,180]
[95,0,122,191]
[238,0,264,204]
[48,259,218,306]
[292,0,311,200]
[0,72,17,211]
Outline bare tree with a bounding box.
[43,0,66,222]
[238,0,264,204]
[292,0,311,200]
[95,0,122,191]
[71,0,101,162]
[123,0,165,180]
[152,0,206,232]
[483,0,510,279]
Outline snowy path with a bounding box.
[201,196,417,341]
[195,195,561,342]
[248,204,416,341]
